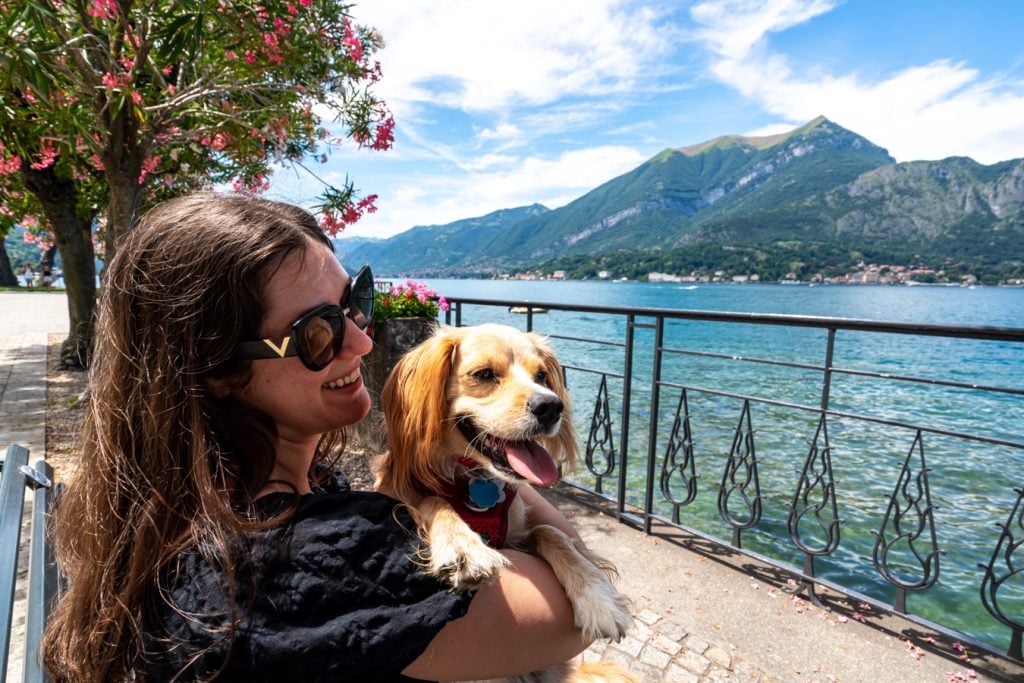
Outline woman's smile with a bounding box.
[323,367,364,391]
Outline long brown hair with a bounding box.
[42,193,344,681]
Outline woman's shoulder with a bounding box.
[254,483,421,578]
[151,481,471,680]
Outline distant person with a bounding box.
[40,263,52,289]
[41,192,589,681]
[21,264,34,289]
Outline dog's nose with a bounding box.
[529,393,563,430]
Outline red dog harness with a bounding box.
[435,458,518,549]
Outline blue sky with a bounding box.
[266,0,1024,239]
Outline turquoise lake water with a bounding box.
[417,280,1024,652]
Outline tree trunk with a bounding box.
[20,162,97,369]
[39,244,56,276]
[0,242,16,286]
[105,171,143,260]
[103,108,146,262]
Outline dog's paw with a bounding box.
[429,531,509,592]
[572,580,633,643]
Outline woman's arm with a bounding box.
[520,483,582,542]
[402,550,590,680]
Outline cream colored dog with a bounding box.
[377,324,633,682]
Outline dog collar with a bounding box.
[438,457,518,548]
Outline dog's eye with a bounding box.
[535,370,547,384]
[472,368,496,381]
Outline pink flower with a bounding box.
[87,0,116,20]
[101,72,119,89]
[23,228,53,251]
[357,194,378,214]
[0,142,21,175]
[343,35,363,62]
[438,297,450,312]
[138,155,161,184]
[30,140,58,170]
[370,113,395,151]
[320,210,345,236]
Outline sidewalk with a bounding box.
[2,290,1023,682]
[0,292,66,457]
[546,484,1024,682]
[0,291,69,682]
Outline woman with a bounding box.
[42,193,590,681]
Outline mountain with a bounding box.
[336,204,548,276]
[336,117,1024,281]
[473,116,895,264]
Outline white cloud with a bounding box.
[341,145,648,237]
[475,123,525,150]
[691,0,1024,163]
[359,0,672,113]
[463,153,519,171]
[691,0,837,63]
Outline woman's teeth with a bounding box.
[323,369,360,389]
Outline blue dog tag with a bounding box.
[467,477,504,511]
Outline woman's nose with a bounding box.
[343,316,374,358]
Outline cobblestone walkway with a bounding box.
[584,607,775,682]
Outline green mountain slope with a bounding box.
[472,117,895,264]
[336,204,548,276]
[342,117,1024,282]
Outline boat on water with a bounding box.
[509,306,548,314]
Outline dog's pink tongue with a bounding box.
[504,441,559,486]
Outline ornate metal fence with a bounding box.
[443,297,1024,662]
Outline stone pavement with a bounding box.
[546,484,1024,682]
[2,291,1024,682]
[1,291,68,682]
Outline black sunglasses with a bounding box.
[235,265,375,371]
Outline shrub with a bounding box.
[373,280,448,322]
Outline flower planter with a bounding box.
[351,316,439,452]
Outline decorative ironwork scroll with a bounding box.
[584,373,616,494]
[660,389,698,523]
[718,399,762,548]
[786,413,841,606]
[872,430,942,614]
[787,413,841,555]
[980,486,1024,661]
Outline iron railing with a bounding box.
[443,297,1024,663]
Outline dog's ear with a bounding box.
[380,328,460,501]
[530,333,579,472]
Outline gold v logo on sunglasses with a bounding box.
[233,265,375,371]
[263,337,290,358]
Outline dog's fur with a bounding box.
[377,324,634,683]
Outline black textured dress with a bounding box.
[144,474,473,682]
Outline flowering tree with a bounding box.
[0,0,393,366]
